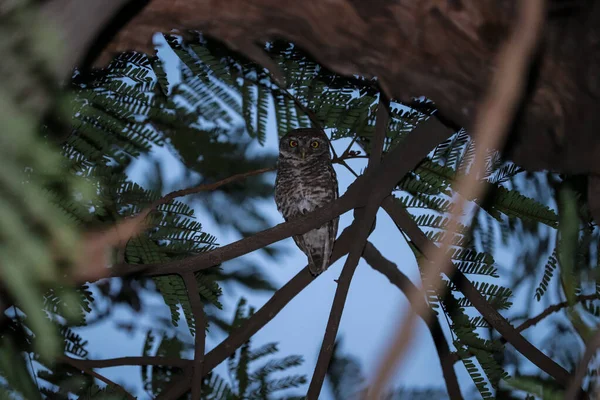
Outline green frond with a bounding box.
[251,355,304,380]
[460,356,495,399]
[453,281,513,311]
[485,186,559,228]
[249,343,279,362]
[202,373,234,400]
[535,248,559,301]
[60,326,89,358]
[256,84,270,145]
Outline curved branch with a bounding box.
[58,355,190,369]
[61,356,136,400]
[380,198,575,389]
[111,117,453,279]
[362,241,463,400]
[155,221,361,399]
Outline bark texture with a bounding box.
[81,0,600,175]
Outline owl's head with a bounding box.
[278,128,331,162]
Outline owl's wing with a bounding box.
[292,234,317,267]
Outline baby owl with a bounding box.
[275,128,339,276]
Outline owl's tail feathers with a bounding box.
[307,252,328,277]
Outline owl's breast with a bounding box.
[275,162,337,219]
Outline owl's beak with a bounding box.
[301,149,306,159]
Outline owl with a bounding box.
[275,128,339,276]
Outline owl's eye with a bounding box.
[310,141,320,148]
[289,140,298,147]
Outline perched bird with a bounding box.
[275,128,339,276]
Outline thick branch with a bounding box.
[182,272,206,400]
[306,93,390,399]
[369,0,546,395]
[58,355,190,369]
[380,198,574,388]
[111,117,453,279]
[156,222,360,399]
[449,293,600,363]
[61,356,135,400]
[362,241,463,400]
[515,294,600,336]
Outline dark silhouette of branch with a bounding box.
[182,272,206,400]
[380,198,576,390]
[61,356,135,400]
[58,355,190,369]
[305,252,361,399]
[515,294,600,336]
[156,113,449,400]
[144,167,276,216]
[362,241,463,400]
[306,95,390,399]
[72,167,276,284]
[369,0,547,395]
[111,117,453,279]
[449,293,600,363]
[156,222,361,399]
[565,328,600,399]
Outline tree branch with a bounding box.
[514,294,600,336]
[110,117,453,279]
[182,272,206,400]
[61,356,136,400]
[362,241,463,400]
[306,94,390,399]
[380,198,575,389]
[155,222,361,399]
[449,293,600,363]
[369,0,547,396]
[58,355,190,369]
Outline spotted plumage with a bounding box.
[275,128,339,276]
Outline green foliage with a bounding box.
[0,0,98,362]
[202,298,307,400]
[5,4,600,398]
[535,248,559,301]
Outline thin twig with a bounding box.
[61,356,135,400]
[141,167,276,220]
[182,272,206,400]
[306,95,390,399]
[362,242,463,399]
[368,0,547,397]
[515,294,600,335]
[565,328,600,399]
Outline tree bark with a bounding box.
[75,0,600,175]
